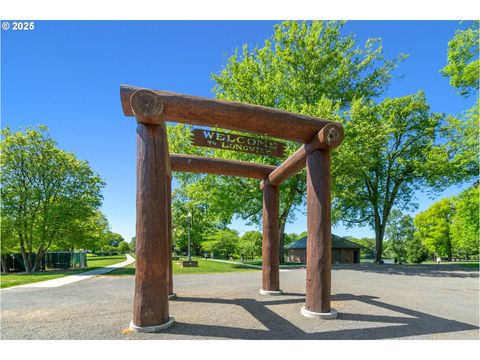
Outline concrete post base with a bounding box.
[129,317,175,333]
[259,289,284,296]
[301,306,337,320]
[168,293,177,300]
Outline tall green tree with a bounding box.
[237,230,262,260]
[1,126,105,272]
[117,241,130,254]
[171,189,220,255]
[202,229,239,259]
[414,198,455,260]
[129,237,136,253]
[169,20,404,262]
[333,92,474,262]
[384,210,414,262]
[404,235,429,264]
[451,185,479,258]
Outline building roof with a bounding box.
[285,235,361,250]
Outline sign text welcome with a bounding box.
[192,129,285,158]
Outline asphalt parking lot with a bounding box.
[1,263,478,340]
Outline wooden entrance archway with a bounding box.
[120,85,344,332]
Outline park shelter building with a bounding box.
[285,235,361,264]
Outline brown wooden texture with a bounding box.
[261,123,343,188]
[262,184,280,291]
[166,175,173,295]
[262,146,307,188]
[192,129,285,158]
[121,84,336,142]
[133,122,170,327]
[170,154,276,179]
[305,150,332,313]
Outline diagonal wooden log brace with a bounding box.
[260,123,343,190]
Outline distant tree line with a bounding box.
[344,185,479,264]
[171,185,478,264]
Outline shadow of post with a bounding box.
[154,293,478,340]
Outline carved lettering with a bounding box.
[192,129,285,158]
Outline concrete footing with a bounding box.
[301,306,337,319]
[129,317,175,333]
[259,289,284,296]
[168,293,177,300]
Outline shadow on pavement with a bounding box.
[159,293,478,340]
[333,264,479,279]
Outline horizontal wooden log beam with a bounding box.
[121,84,340,143]
[170,154,276,179]
[261,124,343,188]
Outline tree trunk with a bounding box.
[1,255,8,273]
[277,184,298,265]
[279,221,286,264]
[446,237,452,261]
[32,250,44,272]
[20,248,33,273]
[374,217,385,264]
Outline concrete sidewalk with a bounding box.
[5,254,135,289]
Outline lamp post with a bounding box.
[181,211,197,267]
[172,227,176,253]
[187,211,192,261]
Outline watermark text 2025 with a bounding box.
[2,21,35,31]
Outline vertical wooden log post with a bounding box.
[260,183,283,295]
[166,175,176,299]
[130,90,175,332]
[301,149,337,319]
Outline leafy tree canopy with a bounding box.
[1,126,105,272]
[168,20,404,262]
[414,198,454,259]
[384,210,414,262]
[332,91,474,262]
[441,21,479,97]
[237,230,262,260]
[451,185,479,257]
[202,229,239,258]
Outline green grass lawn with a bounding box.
[419,260,479,269]
[0,254,126,289]
[108,256,258,276]
[242,259,304,267]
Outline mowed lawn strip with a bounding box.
[419,261,479,270]
[0,254,127,289]
[108,256,258,276]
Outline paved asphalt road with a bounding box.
[1,264,478,340]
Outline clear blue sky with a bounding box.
[1,21,476,241]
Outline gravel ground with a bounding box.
[1,264,478,340]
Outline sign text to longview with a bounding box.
[192,129,285,158]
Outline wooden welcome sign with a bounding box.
[192,129,285,158]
